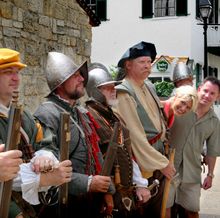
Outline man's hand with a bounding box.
[103,193,114,215]
[31,155,56,173]
[40,160,72,187]
[89,175,111,193]
[160,161,176,180]
[0,144,22,182]
[136,187,151,204]
[16,212,24,218]
[202,175,213,190]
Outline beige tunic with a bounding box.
[114,78,168,178]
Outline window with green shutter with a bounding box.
[85,0,107,21]
[176,0,188,16]
[142,0,153,18]
[96,0,107,21]
[142,0,188,18]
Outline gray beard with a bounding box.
[107,99,119,107]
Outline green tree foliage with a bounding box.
[154,81,174,97]
[109,65,119,79]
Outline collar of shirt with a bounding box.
[0,102,10,117]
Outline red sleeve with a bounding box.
[163,101,174,128]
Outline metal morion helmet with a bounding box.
[86,63,121,103]
[45,51,88,93]
[172,62,193,83]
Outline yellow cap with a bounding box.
[0,48,27,70]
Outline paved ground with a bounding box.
[200,157,220,217]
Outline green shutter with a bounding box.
[142,0,153,18]
[176,0,188,16]
[196,0,200,18]
[96,0,107,21]
[214,0,218,24]
[195,63,202,88]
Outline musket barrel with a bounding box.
[58,112,70,217]
[0,91,22,218]
[101,122,120,176]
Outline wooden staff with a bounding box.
[58,112,71,218]
[0,91,22,218]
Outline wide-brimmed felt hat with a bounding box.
[0,48,26,70]
[117,41,157,68]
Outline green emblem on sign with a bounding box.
[157,60,168,72]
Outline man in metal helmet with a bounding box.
[34,52,115,218]
[86,62,152,217]
[45,51,88,97]
[86,62,121,105]
[172,62,193,88]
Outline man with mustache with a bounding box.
[85,63,151,218]
[34,52,115,218]
[114,41,176,217]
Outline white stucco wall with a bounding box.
[214,105,220,119]
[91,0,204,68]
[210,54,220,70]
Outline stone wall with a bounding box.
[0,0,92,112]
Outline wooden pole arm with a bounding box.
[161,148,175,218]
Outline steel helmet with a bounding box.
[45,51,88,93]
[172,62,193,83]
[86,62,121,103]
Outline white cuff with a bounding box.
[87,175,93,192]
[32,150,59,165]
[12,150,59,206]
[132,160,148,187]
[20,163,49,205]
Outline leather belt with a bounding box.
[148,132,162,145]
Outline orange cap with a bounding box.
[0,48,27,70]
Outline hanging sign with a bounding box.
[156,60,168,72]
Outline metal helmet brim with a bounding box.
[97,80,122,88]
[172,62,193,83]
[86,64,121,103]
[45,51,88,95]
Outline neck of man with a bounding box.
[0,95,11,108]
[127,75,145,87]
[68,99,77,107]
[196,103,211,119]
[54,90,77,107]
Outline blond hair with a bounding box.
[173,85,198,112]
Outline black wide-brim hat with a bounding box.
[117,41,157,68]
